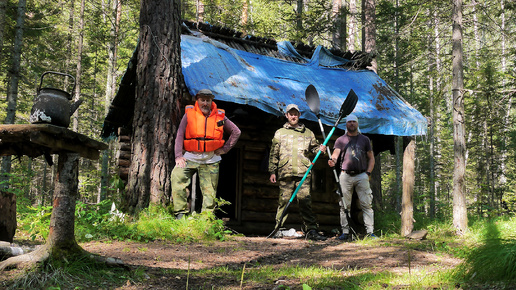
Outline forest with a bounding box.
[1,0,516,288]
[1,0,515,225]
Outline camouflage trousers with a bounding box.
[275,176,318,232]
[171,160,220,215]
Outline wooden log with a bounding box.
[242,185,278,199]
[118,150,131,160]
[119,143,131,152]
[242,172,270,185]
[118,159,130,167]
[243,151,266,161]
[118,135,130,143]
[243,143,267,152]
[242,162,261,172]
[242,198,280,212]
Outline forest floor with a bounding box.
[1,234,462,289]
[88,234,460,289]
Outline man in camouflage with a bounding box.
[269,103,327,241]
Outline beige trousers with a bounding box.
[338,172,374,234]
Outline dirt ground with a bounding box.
[74,234,461,289]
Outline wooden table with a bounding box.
[0,124,108,159]
[0,124,108,264]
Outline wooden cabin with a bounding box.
[103,21,426,236]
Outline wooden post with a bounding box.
[401,137,415,236]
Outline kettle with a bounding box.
[29,71,83,128]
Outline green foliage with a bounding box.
[456,217,516,284]
[17,204,52,241]
[72,202,231,243]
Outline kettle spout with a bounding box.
[70,99,83,116]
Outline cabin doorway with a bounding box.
[188,147,241,221]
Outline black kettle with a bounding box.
[29,71,83,128]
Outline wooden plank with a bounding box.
[0,124,107,160]
[242,185,278,199]
[30,131,100,160]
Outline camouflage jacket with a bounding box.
[268,122,321,179]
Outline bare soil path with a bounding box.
[77,236,461,289]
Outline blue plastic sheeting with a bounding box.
[181,35,427,136]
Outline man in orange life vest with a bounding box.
[171,89,241,219]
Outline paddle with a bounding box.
[305,84,358,239]
[266,87,358,239]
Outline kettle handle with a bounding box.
[38,71,76,94]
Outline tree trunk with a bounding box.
[370,154,381,210]
[452,0,467,234]
[331,0,346,50]
[72,0,85,132]
[401,138,415,236]
[362,0,376,72]
[0,0,26,242]
[100,0,122,202]
[0,0,6,64]
[296,0,303,31]
[3,0,25,124]
[126,0,183,213]
[47,153,81,251]
[347,0,357,52]
[240,0,248,28]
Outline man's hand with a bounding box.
[319,144,326,153]
[214,148,225,155]
[175,157,186,168]
[269,174,277,183]
[328,158,336,168]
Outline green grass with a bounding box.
[5,255,146,289]
[17,200,232,243]
[155,263,458,289]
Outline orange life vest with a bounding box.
[184,101,225,152]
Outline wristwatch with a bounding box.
[366,171,371,176]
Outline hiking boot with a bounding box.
[338,233,350,240]
[306,230,327,241]
[365,233,378,239]
[175,213,185,220]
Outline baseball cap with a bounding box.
[286,104,300,113]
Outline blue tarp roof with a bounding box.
[181,35,427,136]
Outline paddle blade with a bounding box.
[337,89,359,123]
[305,84,320,115]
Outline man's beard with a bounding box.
[200,106,211,115]
[347,126,357,133]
